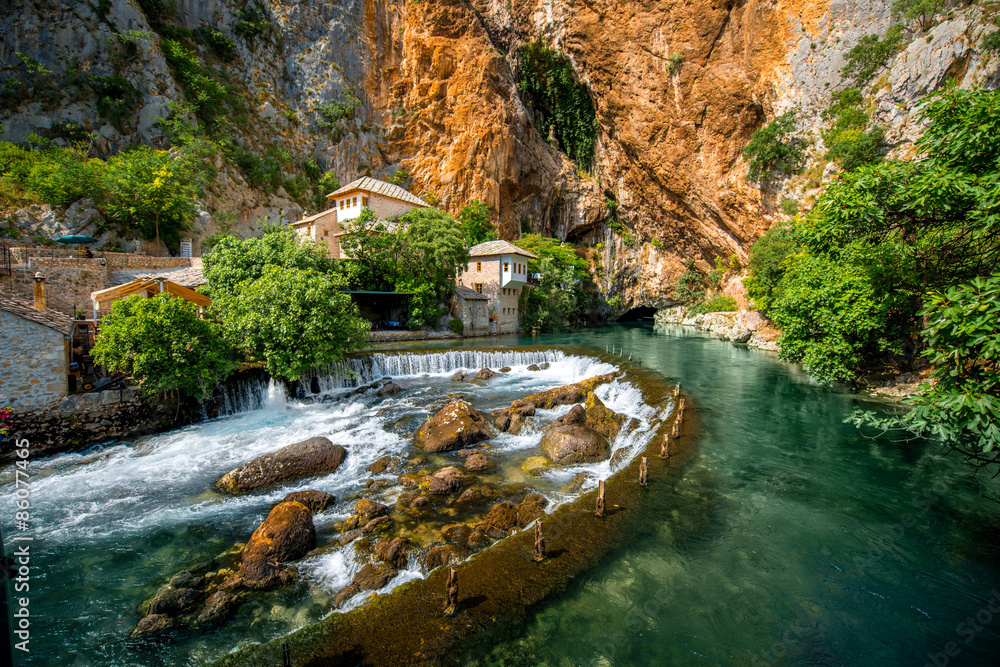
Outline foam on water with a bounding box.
[0,348,658,665]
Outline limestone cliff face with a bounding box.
[2,0,997,303]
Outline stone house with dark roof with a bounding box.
[458,240,538,334]
[452,286,490,336]
[0,293,73,411]
[289,177,429,259]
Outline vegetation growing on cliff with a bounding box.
[742,111,806,184]
[746,88,1000,459]
[822,88,886,171]
[515,234,590,332]
[516,42,598,171]
[458,199,497,246]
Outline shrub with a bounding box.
[841,25,905,87]
[317,92,360,133]
[92,74,142,130]
[25,147,103,206]
[449,318,464,334]
[744,222,799,313]
[742,111,806,183]
[458,199,497,246]
[690,294,737,314]
[161,39,230,127]
[671,260,705,305]
[201,27,237,62]
[136,0,177,30]
[235,1,274,43]
[780,197,799,215]
[891,0,946,31]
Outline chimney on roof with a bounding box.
[32,272,46,310]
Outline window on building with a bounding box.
[353,196,358,207]
[475,283,483,294]
[476,261,481,272]
[504,262,509,272]
[362,196,369,207]
[324,230,329,236]
[339,199,344,210]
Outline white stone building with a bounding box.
[457,240,538,334]
[290,177,429,259]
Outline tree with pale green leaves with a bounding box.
[92,293,236,400]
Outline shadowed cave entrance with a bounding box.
[617,306,657,321]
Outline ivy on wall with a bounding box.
[516,41,598,171]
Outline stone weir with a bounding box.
[210,351,698,667]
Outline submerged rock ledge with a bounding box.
[209,359,696,667]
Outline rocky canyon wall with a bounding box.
[2,0,997,307]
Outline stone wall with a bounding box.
[0,310,68,411]
[1,388,183,460]
[1,253,195,316]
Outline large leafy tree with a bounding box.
[221,265,370,380]
[102,145,203,248]
[396,207,469,327]
[514,234,588,332]
[338,207,401,292]
[203,226,332,302]
[457,199,497,246]
[92,293,236,400]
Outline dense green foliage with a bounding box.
[161,39,236,129]
[671,260,706,305]
[891,0,946,31]
[203,227,332,301]
[458,199,497,246]
[517,41,598,171]
[339,208,401,292]
[92,293,235,400]
[395,208,468,327]
[840,25,905,87]
[742,111,805,183]
[856,274,1000,461]
[515,234,589,332]
[221,265,369,380]
[822,88,886,171]
[747,88,1000,390]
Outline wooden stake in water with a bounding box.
[671,421,680,439]
[532,519,545,562]
[595,480,606,517]
[678,397,686,414]
[660,434,670,458]
[444,567,459,615]
[639,457,648,486]
[674,383,681,398]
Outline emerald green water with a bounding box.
[454,324,1000,666]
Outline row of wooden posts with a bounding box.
[443,382,686,615]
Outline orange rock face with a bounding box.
[366,0,798,305]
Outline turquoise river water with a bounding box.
[3,322,1000,666]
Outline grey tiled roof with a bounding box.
[108,265,205,288]
[0,293,73,336]
[328,177,429,208]
[468,240,539,259]
[454,286,489,300]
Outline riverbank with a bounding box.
[653,306,780,351]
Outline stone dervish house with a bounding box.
[0,292,73,411]
[290,177,429,259]
[458,240,538,334]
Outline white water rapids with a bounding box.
[0,348,663,666]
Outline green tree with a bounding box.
[822,88,886,171]
[517,41,598,171]
[742,111,805,184]
[744,221,799,313]
[92,293,236,400]
[519,257,580,332]
[514,233,589,281]
[338,207,401,291]
[891,0,945,31]
[840,25,905,87]
[23,146,103,206]
[221,265,369,380]
[457,199,497,246]
[203,226,332,302]
[857,274,1000,463]
[397,207,469,295]
[102,145,201,248]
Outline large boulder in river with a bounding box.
[216,437,347,494]
[238,501,316,589]
[282,490,335,512]
[414,400,492,453]
[540,424,610,465]
[492,373,619,432]
[473,367,496,380]
[583,392,629,440]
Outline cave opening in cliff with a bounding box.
[618,306,657,321]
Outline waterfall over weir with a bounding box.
[306,349,567,396]
[212,349,569,415]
